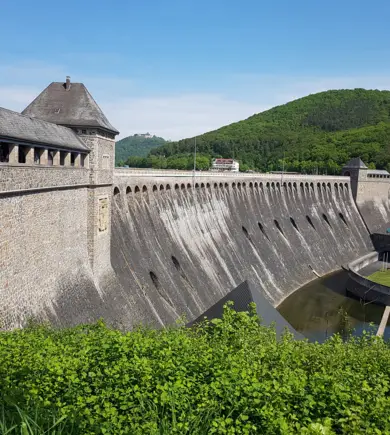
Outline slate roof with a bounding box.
[343,157,368,169]
[0,107,89,152]
[187,280,305,340]
[22,81,119,135]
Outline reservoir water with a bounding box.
[277,270,390,342]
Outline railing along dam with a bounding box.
[111,169,373,327]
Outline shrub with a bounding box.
[0,305,389,434]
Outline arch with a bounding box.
[232,182,236,188]
[293,182,297,191]
[142,185,147,193]
[219,182,223,188]
[274,219,286,238]
[254,182,258,188]
[271,182,275,189]
[113,186,120,196]
[310,182,314,191]
[166,184,171,190]
[276,182,280,190]
[224,182,228,188]
[201,182,205,188]
[290,217,300,233]
[159,184,164,191]
[258,222,270,241]
[242,226,250,239]
[171,255,181,271]
[195,183,200,188]
[175,183,179,190]
[283,182,287,189]
[126,186,132,195]
[339,212,348,227]
[237,182,242,189]
[214,182,218,188]
[152,185,158,192]
[344,183,348,190]
[266,182,270,189]
[242,182,246,188]
[322,213,332,228]
[339,183,344,191]
[149,271,160,290]
[181,183,185,190]
[327,182,331,191]
[322,182,326,190]
[206,182,211,189]
[134,185,140,193]
[187,183,192,189]
[306,215,316,230]
[249,182,253,188]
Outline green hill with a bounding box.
[115,134,167,165]
[146,89,390,173]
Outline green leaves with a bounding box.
[0,308,390,434]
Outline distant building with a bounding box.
[134,133,153,139]
[211,158,239,172]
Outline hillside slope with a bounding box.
[115,134,167,165]
[149,89,390,173]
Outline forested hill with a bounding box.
[148,89,390,173]
[115,134,167,165]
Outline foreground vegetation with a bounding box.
[1,305,390,434]
[132,89,390,173]
[367,269,390,286]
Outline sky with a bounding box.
[2,0,390,140]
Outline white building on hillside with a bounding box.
[211,158,239,172]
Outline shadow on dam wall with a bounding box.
[111,180,373,327]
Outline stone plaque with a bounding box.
[98,197,109,232]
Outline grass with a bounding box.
[367,269,390,286]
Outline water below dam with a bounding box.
[278,270,390,342]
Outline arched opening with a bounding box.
[166,184,171,190]
[274,219,286,238]
[150,271,160,290]
[242,182,246,188]
[322,213,332,228]
[187,183,192,189]
[135,185,140,193]
[126,186,131,195]
[181,183,185,190]
[249,182,253,188]
[306,215,316,230]
[206,183,210,189]
[113,186,120,196]
[258,222,270,241]
[232,182,236,188]
[172,255,181,271]
[237,182,242,189]
[242,226,249,238]
[214,183,218,188]
[224,182,228,188]
[339,212,348,227]
[175,183,179,190]
[142,185,147,193]
[159,184,164,191]
[195,183,199,188]
[219,182,223,188]
[290,217,300,233]
[152,185,158,192]
[201,183,205,188]
[254,182,258,188]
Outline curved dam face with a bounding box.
[111,173,372,327]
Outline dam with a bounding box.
[1,77,389,331]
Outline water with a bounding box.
[277,270,390,342]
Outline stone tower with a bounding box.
[341,157,368,201]
[22,77,119,276]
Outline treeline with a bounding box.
[119,153,212,171]
[115,134,167,165]
[139,89,390,173]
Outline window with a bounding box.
[34,149,41,164]
[70,153,75,167]
[48,150,54,166]
[18,146,27,164]
[60,151,67,166]
[0,143,9,163]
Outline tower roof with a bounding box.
[22,78,119,135]
[343,157,368,169]
[0,107,89,152]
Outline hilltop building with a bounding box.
[211,158,239,172]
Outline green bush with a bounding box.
[0,304,390,434]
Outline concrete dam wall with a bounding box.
[111,171,373,327]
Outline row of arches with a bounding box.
[113,180,349,197]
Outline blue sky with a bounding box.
[2,0,390,139]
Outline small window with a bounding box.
[34,149,41,164]
[70,153,75,167]
[0,143,9,163]
[18,146,27,164]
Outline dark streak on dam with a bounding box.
[111,174,372,327]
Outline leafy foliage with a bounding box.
[0,306,390,434]
[115,135,167,166]
[145,89,390,173]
